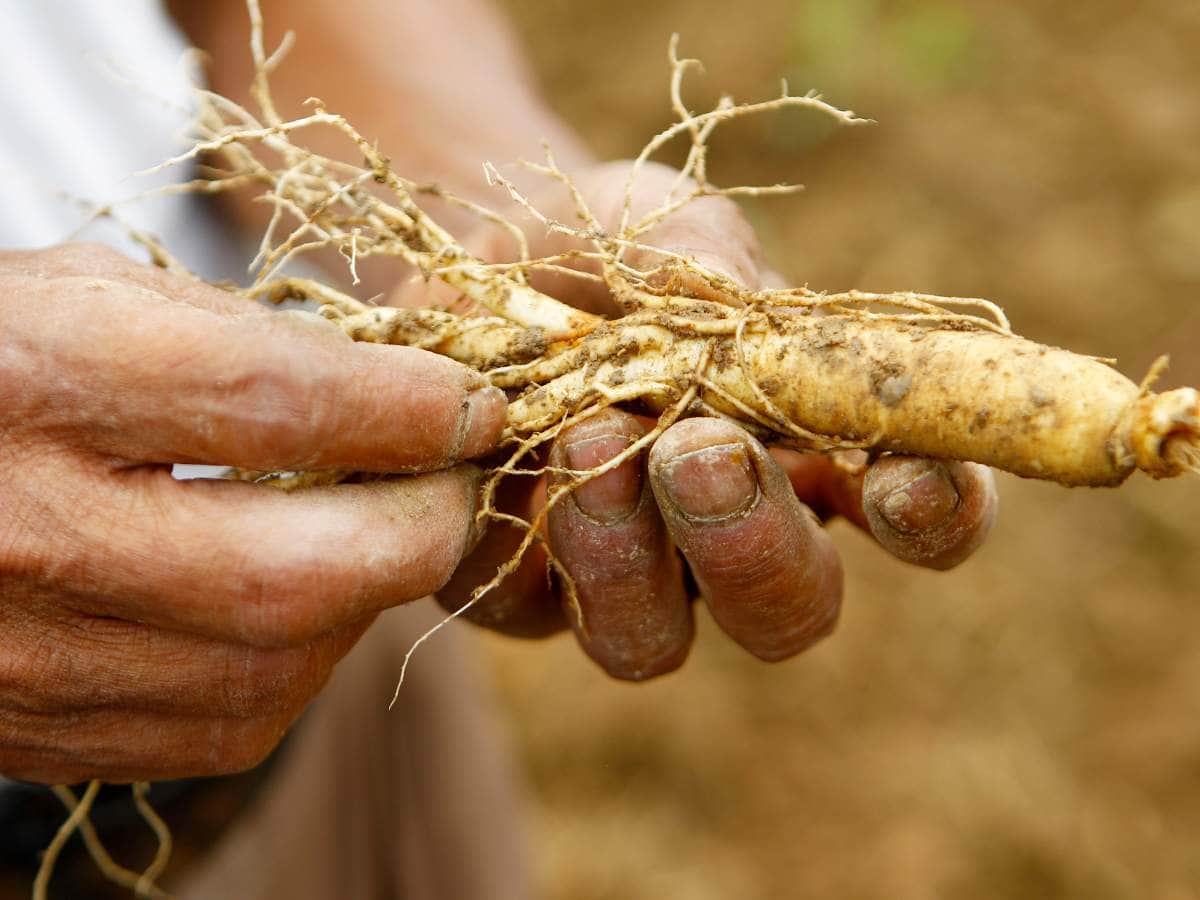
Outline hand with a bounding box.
[0,244,506,783]
[404,161,997,679]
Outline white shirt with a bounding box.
[0,0,242,277]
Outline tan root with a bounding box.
[33,781,175,900]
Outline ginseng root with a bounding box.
[126,4,1199,664]
[326,282,1197,488]
[134,15,1196,495]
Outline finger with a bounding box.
[861,457,998,570]
[773,449,998,570]
[0,598,373,718]
[649,419,843,662]
[434,474,565,638]
[40,464,480,647]
[579,161,766,293]
[13,273,506,470]
[547,409,692,680]
[770,448,871,529]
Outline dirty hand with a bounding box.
[405,160,998,680]
[0,244,505,783]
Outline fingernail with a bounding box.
[879,465,959,534]
[456,386,507,459]
[659,442,758,521]
[565,435,642,524]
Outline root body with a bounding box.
[720,320,1194,486]
[348,297,1196,488]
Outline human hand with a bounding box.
[398,161,997,680]
[0,244,506,783]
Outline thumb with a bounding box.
[41,277,507,471]
[583,161,766,300]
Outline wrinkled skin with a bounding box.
[0,1,997,784]
[0,243,506,783]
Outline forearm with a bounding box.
[169,0,593,233]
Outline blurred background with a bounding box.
[480,1,1200,898]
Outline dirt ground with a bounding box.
[481,1,1200,898]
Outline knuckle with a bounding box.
[0,500,48,586]
[224,357,335,468]
[39,241,130,279]
[701,542,785,590]
[236,474,477,647]
[0,444,75,571]
[697,514,844,660]
[0,709,116,783]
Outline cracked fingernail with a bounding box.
[456,386,507,460]
[659,442,758,521]
[879,466,959,534]
[565,435,641,523]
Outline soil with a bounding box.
[482,2,1200,897]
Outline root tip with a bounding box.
[1130,388,1200,478]
[1165,433,1200,476]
